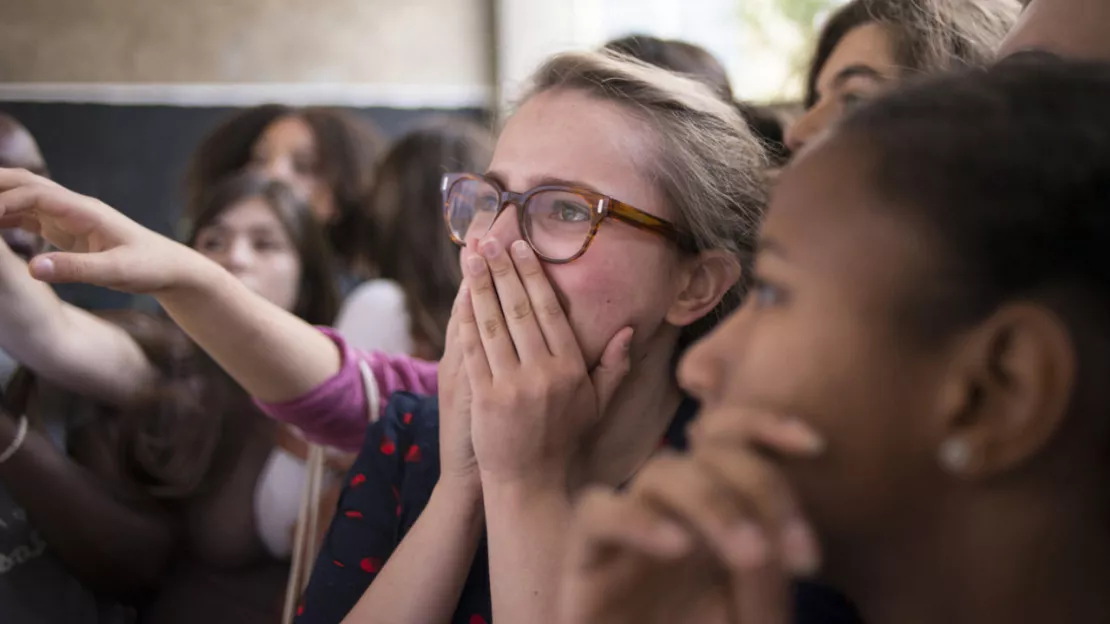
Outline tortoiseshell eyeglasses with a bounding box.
[441,173,697,264]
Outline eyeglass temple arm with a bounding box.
[607,204,698,251]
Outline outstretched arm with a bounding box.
[0,230,156,407]
[0,168,340,404]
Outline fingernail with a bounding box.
[623,328,634,352]
[512,240,530,259]
[782,519,821,575]
[785,417,826,454]
[30,256,54,279]
[480,238,500,258]
[467,254,485,276]
[725,522,769,568]
[653,521,693,557]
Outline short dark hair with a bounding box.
[837,58,1110,351]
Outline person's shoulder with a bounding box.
[341,279,406,312]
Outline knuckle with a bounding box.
[470,274,494,293]
[489,260,515,278]
[541,300,564,320]
[706,452,787,517]
[481,317,502,339]
[517,257,544,277]
[508,299,533,321]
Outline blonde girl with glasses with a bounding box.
[0,50,858,623]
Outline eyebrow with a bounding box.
[756,238,788,260]
[829,64,888,90]
[485,170,603,195]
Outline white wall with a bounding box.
[0,0,494,108]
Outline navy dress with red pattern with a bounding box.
[294,392,861,624]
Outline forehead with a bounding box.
[999,0,1110,61]
[0,128,45,172]
[208,197,286,231]
[490,88,665,216]
[817,23,901,88]
[763,136,933,304]
[257,115,316,149]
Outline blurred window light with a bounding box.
[497,0,847,106]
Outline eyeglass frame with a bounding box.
[441,172,698,264]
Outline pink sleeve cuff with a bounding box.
[254,327,439,453]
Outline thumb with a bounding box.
[591,326,634,413]
[29,250,123,287]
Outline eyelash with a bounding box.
[749,275,787,308]
[840,92,866,109]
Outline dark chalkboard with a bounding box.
[0,102,485,310]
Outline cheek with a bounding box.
[260,256,303,310]
[307,178,337,222]
[545,243,678,365]
[729,307,945,540]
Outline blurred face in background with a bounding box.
[249,115,338,223]
[786,23,900,153]
[0,117,48,260]
[192,196,303,313]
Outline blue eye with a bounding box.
[750,277,787,308]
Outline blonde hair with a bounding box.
[806,0,1022,106]
[522,49,769,347]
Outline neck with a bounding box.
[576,330,684,489]
[833,485,1110,624]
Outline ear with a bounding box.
[665,250,741,329]
[934,303,1076,478]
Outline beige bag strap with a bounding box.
[282,360,382,623]
[282,444,324,623]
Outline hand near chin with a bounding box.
[437,281,480,493]
[0,168,197,293]
[457,238,633,490]
[559,410,827,624]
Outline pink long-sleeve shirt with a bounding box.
[254,327,439,453]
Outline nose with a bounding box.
[220,237,254,275]
[784,104,831,154]
[259,156,295,184]
[475,203,524,250]
[676,311,746,405]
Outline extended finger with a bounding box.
[570,487,694,571]
[690,408,825,458]
[508,240,580,358]
[456,283,493,387]
[462,247,519,375]
[695,446,819,575]
[730,543,791,624]
[0,186,115,248]
[630,454,770,568]
[0,168,58,192]
[478,237,549,360]
[27,248,127,287]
